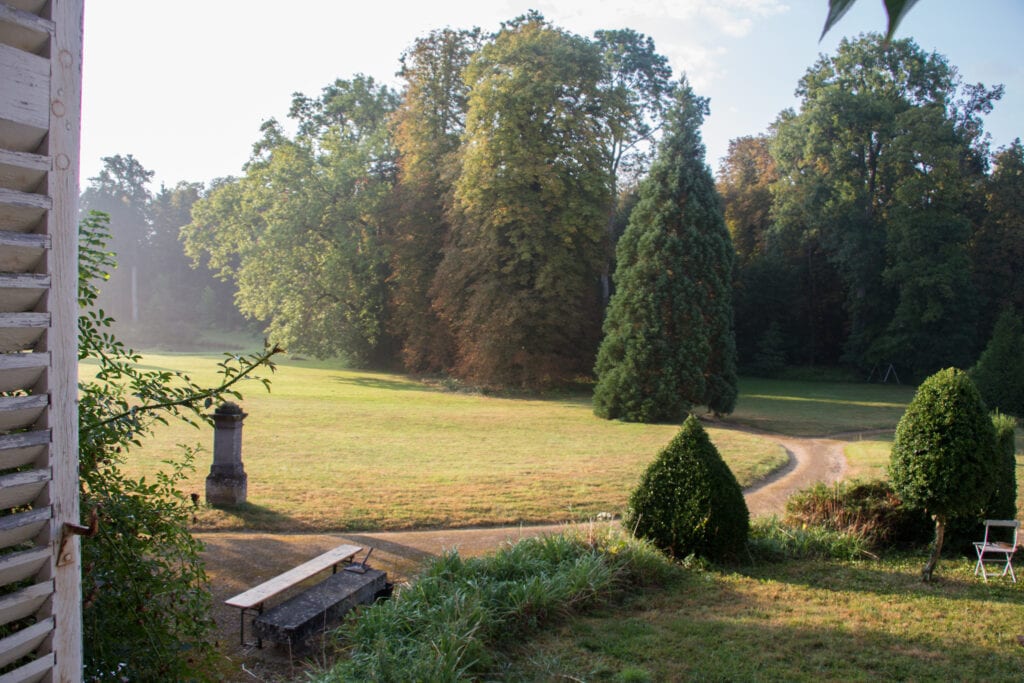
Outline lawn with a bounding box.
[503,554,1024,681]
[728,377,915,436]
[96,352,786,531]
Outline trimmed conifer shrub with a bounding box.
[889,368,996,581]
[970,309,1024,417]
[625,415,748,559]
[988,412,1018,520]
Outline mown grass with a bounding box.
[89,352,785,531]
[503,553,1024,681]
[728,377,915,436]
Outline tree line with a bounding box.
[78,155,243,345]
[92,18,1019,398]
[183,12,738,399]
[720,34,1019,381]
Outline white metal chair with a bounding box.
[973,520,1019,583]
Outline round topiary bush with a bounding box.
[624,414,749,560]
[889,367,996,580]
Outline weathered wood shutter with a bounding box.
[0,1,83,681]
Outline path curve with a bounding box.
[741,432,847,517]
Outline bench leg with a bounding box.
[239,605,265,649]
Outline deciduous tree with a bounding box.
[387,28,480,373]
[433,13,610,387]
[184,76,399,364]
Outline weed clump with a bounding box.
[624,415,749,560]
[784,480,932,550]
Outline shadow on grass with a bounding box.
[512,566,1024,681]
[736,556,1023,606]
[197,501,309,531]
[330,374,434,393]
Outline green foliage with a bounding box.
[433,14,610,388]
[971,141,1024,336]
[624,415,748,560]
[889,368,996,578]
[184,76,399,365]
[594,79,737,421]
[317,530,675,682]
[770,34,999,375]
[971,309,1024,417]
[889,368,995,520]
[988,412,1018,520]
[784,480,932,549]
[888,368,991,518]
[746,517,872,562]
[79,212,278,679]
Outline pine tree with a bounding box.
[593,78,737,422]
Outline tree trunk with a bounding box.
[921,514,946,582]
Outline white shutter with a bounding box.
[0,1,83,681]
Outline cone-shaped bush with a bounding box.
[988,412,1018,520]
[625,415,748,559]
[971,309,1024,417]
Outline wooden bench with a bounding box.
[225,543,362,647]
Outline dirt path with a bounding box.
[199,428,853,681]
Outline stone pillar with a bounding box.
[205,401,248,506]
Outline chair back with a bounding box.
[983,519,1020,547]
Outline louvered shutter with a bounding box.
[0,1,83,681]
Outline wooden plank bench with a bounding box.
[224,543,362,647]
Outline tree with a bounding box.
[970,308,1024,417]
[79,154,154,322]
[593,78,737,422]
[78,212,279,679]
[386,28,481,373]
[889,368,996,581]
[771,35,999,375]
[625,415,749,560]
[184,76,399,365]
[971,140,1024,337]
[593,28,674,305]
[432,13,610,387]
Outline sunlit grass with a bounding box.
[89,352,785,531]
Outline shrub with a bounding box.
[78,212,278,679]
[624,415,748,560]
[987,412,1018,520]
[970,309,1024,417]
[784,480,931,550]
[889,368,996,580]
[318,529,677,681]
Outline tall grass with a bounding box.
[314,528,675,682]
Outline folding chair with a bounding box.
[973,520,1019,583]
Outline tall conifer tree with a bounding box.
[594,78,737,422]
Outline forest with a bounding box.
[80,13,1022,396]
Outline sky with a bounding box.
[79,0,1024,189]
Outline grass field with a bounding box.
[502,554,1024,681]
[726,377,916,436]
[96,352,787,531]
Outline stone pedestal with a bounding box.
[205,402,248,506]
